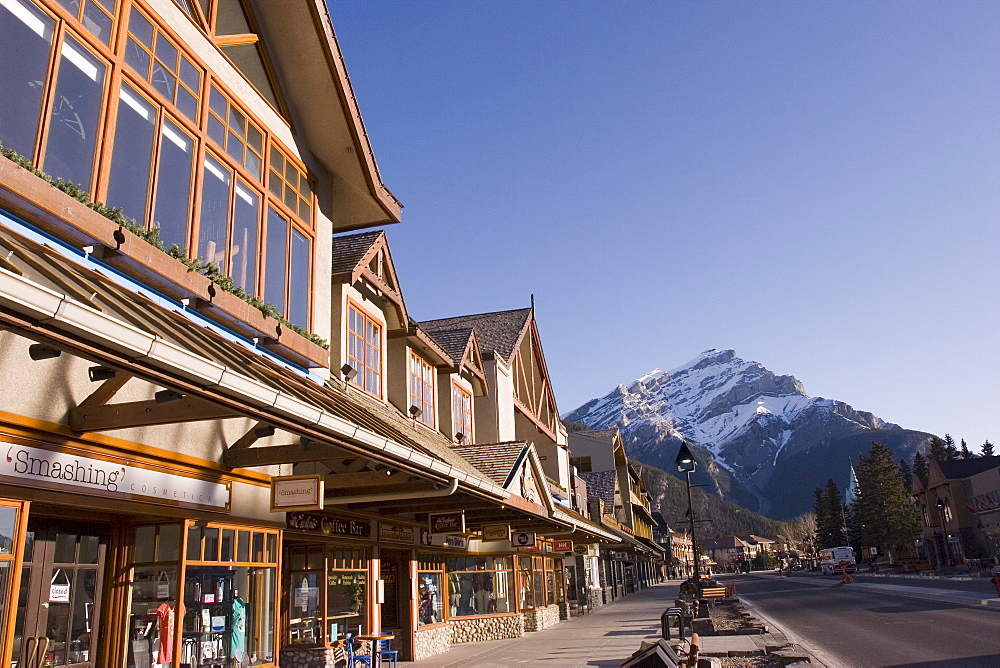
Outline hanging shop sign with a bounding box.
[554,540,573,553]
[287,512,371,538]
[49,569,71,602]
[420,530,468,549]
[511,532,536,548]
[379,524,415,543]
[482,523,510,541]
[270,475,324,512]
[428,511,465,535]
[0,435,230,511]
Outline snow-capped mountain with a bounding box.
[564,349,933,520]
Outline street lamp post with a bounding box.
[675,441,700,600]
[936,497,949,571]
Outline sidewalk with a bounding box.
[402,583,680,667]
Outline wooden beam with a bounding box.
[69,396,238,432]
[224,441,352,468]
[330,483,443,502]
[325,471,417,489]
[228,421,271,451]
[77,373,132,408]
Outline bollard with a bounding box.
[687,633,700,668]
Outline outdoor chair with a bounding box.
[375,632,398,667]
[345,635,373,668]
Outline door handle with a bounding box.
[24,636,50,668]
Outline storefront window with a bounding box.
[446,556,513,617]
[544,557,565,605]
[127,524,181,668]
[286,546,368,646]
[416,554,444,627]
[0,502,24,662]
[182,522,277,666]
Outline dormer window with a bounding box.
[452,383,473,443]
[347,303,381,397]
[408,352,435,428]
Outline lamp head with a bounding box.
[341,364,358,381]
[408,405,422,420]
[28,344,61,361]
[675,441,696,473]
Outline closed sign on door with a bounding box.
[49,570,70,603]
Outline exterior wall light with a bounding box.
[88,366,117,382]
[28,344,61,360]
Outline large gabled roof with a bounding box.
[453,441,530,488]
[935,456,1000,481]
[420,308,532,364]
[332,230,407,329]
[332,231,383,275]
[417,319,486,390]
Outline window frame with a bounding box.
[346,301,383,399]
[409,351,435,429]
[452,382,473,443]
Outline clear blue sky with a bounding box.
[327,1,1000,450]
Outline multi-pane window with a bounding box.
[44,33,109,191]
[54,0,115,45]
[124,7,201,122]
[269,147,312,224]
[453,384,473,443]
[208,84,264,180]
[347,305,381,397]
[197,152,259,294]
[106,82,197,250]
[0,0,317,334]
[417,554,445,627]
[409,352,435,428]
[446,556,514,617]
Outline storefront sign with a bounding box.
[0,437,230,510]
[554,540,573,553]
[287,512,371,538]
[512,532,536,548]
[421,530,468,549]
[482,523,510,541]
[970,490,1000,513]
[270,475,324,511]
[428,511,465,534]
[379,524,415,543]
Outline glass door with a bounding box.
[14,519,108,668]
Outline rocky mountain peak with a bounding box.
[564,349,932,520]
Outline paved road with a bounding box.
[717,572,1000,667]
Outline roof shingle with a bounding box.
[332,231,383,275]
[420,308,531,362]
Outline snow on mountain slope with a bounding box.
[564,349,932,519]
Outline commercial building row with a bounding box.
[0,1,662,666]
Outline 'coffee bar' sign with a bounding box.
[428,511,465,534]
[287,512,371,538]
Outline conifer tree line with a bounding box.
[814,442,919,560]
[813,433,998,562]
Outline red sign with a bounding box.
[554,540,573,553]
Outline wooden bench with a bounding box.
[701,587,727,599]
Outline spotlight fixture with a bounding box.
[300,437,312,451]
[88,366,117,382]
[341,364,358,381]
[154,389,184,404]
[28,344,61,361]
[254,424,276,438]
[408,405,422,420]
[455,432,466,444]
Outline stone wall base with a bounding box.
[450,615,525,643]
[414,623,452,661]
[558,601,570,620]
[588,588,605,609]
[523,605,561,632]
[279,647,340,668]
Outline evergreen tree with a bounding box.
[983,441,995,457]
[943,434,959,459]
[897,458,912,488]
[813,479,846,549]
[913,451,929,486]
[960,439,973,459]
[856,442,920,562]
